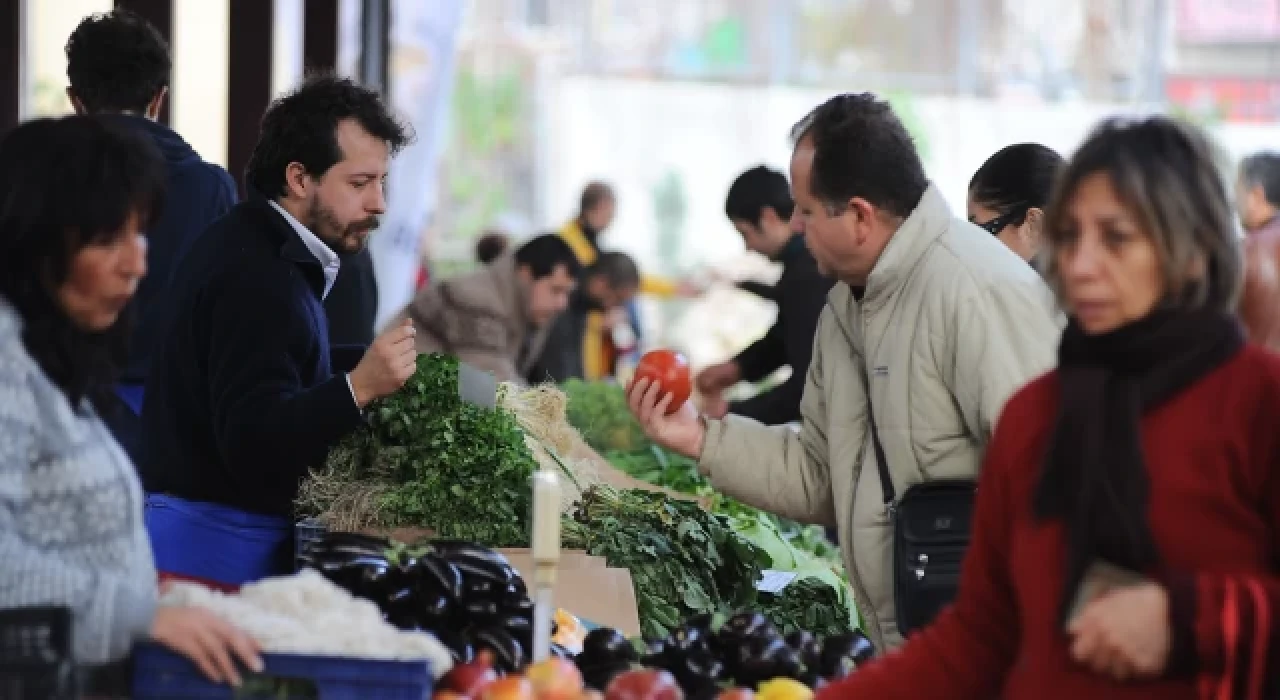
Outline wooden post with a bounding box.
[226,0,273,196]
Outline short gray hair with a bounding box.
[1241,151,1280,208]
[1043,116,1243,312]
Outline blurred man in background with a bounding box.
[1238,151,1280,350]
[65,10,238,463]
[529,251,641,383]
[401,233,580,382]
[698,166,834,425]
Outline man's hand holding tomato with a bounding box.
[627,350,705,459]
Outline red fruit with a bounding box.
[604,669,683,700]
[437,692,471,700]
[717,690,754,700]
[526,658,584,700]
[481,676,535,700]
[634,350,692,415]
[443,649,501,698]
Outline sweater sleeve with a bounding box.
[0,368,156,664]
[814,395,1024,700]
[1161,385,1280,698]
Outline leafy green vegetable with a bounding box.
[757,578,855,637]
[562,486,770,640]
[304,354,538,546]
[562,379,651,453]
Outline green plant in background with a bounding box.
[651,170,689,276]
[441,68,528,252]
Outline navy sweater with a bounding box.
[140,196,365,515]
[103,115,238,385]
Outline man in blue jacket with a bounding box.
[140,76,417,587]
[65,10,238,463]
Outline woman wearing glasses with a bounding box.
[968,143,1065,266]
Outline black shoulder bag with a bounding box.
[862,365,976,635]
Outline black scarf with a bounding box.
[1033,308,1244,622]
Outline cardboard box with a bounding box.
[499,548,641,637]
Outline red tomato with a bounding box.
[634,350,692,414]
[605,669,683,700]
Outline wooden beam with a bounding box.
[227,0,273,196]
[114,0,173,124]
[303,0,339,74]
[0,0,21,135]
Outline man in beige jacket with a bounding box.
[398,233,580,383]
[628,94,1062,651]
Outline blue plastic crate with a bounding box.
[133,643,433,700]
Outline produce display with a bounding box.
[557,382,855,637]
[301,531,579,672]
[432,614,874,700]
[632,350,693,414]
[562,486,768,639]
[158,569,454,675]
[299,353,540,545]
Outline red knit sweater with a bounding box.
[816,345,1280,700]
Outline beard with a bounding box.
[306,197,380,257]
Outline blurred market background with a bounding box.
[8,0,1280,372]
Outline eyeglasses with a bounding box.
[974,206,1028,235]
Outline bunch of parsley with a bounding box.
[321,354,538,547]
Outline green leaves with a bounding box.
[314,354,539,547]
[561,486,768,640]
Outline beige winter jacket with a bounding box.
[698,185,1062,651]
[395,255,549,383]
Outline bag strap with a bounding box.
[859,358,896,509]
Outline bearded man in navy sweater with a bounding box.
[140,76,418,587]
[65,10,239,464]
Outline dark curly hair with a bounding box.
[245,74,412,198]
[790,93,928,219]
[0,116,166,410]
[65,10,171,114]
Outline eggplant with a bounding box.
[431,541,511,567]
[498,613,532,644]
[718,612,776,649]
[433,629,475,665]
[501,595,534,617]
[414,554,463,601]
[640,638,671,669]
[817,633,863,680]
[731,635,792,688]
[471,627,525,673]
[683,613,716,634]
[417,591,452,625]
[580,627,639,667]
[449,554,516,586]
[464,579,500,602]
[462,599,500,625]
[666,625,709,656]
[672,649,724,694]
[785,630,816,652]
[850,631,875,664]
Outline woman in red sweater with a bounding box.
[815,117,1280,699]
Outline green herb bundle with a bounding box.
[302,354,538,546]
[562,486,770,639]
[757,579,855,637]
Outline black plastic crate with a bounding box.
[0,606,78,700]
[294,518,329,571]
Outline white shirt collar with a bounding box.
[268,200,341,299]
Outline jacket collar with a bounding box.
[246,189,328,299]
[862,183,951,307]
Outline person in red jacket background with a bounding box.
[816,116,1280,699]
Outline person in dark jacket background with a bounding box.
[140,76,417,588]
[529,251,640,383]
[65,10,238,464]
[696,165,834,425]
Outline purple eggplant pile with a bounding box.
[574,613,874,698]
[301,532,566,672]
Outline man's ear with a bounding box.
[515,264,533,285]
[283,162,311,199]
[66,88,87,115]
[759,206,780,228]
[145,87,169,120]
